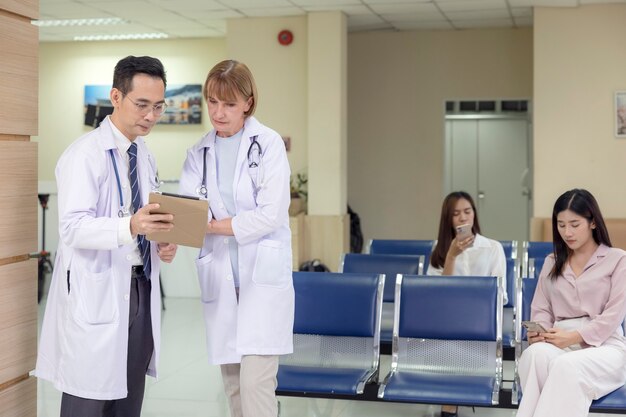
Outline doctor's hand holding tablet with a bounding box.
[130,203,173,235]
[130,203,178,263]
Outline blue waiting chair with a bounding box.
[498,240,519,260]
[340,253,424,343]
[378,274,504,406]
[368,239,435,268]
[502,258,519,347]
[512,275,538,404]
[277,271,384,395]
[527,257,546,279]
[522,241,553,278]
[512,275,626,410]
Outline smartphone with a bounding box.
[455,224,472,241]
[522,321,547,333]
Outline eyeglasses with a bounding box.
[124,95,167,116]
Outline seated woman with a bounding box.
[427,191,507,417]
[517,189,626,417]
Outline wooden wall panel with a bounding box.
[0,1,39,415]
[0,260,37,384]
[0,135,28,142]
[0,142,37,259]
[0,1,38,20]
[0,376,36,417]
[290,212,306,270]
[0,12,38,136]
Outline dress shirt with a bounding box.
[531,244,626,347]
[110,120,143,266]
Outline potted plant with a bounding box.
[289,171,307,216]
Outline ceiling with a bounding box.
[37,0,626,42]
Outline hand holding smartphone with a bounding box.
[455,224,472,241]
[522,321,547,333]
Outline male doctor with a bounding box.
[36,56,177,417]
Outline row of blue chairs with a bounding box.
[366,238,552,278]
[277,271,626,413]
[356,239,555,347]
[277,271,505,408]
[361,240,626,413]
[370,238,521,261]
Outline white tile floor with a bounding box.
[37,297,615,417]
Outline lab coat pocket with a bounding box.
[70,265,118,325]
[196,252,218,302]
[252,239,290,288]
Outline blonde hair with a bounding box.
[203,60,257,117]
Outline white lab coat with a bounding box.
[179,116,294,365]
[35,117,162,400]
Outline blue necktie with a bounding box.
[128,142,151,279]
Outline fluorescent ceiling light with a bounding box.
[33,18,127,27]
[73,33,170,41]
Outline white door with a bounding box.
[445,116,531,241]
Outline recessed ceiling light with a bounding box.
[32,17,128,27]
[73,33,170,41]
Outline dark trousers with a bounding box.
[60,269,154,417]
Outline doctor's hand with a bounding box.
[206,217,234,236]
[157,242,177,263]
[130,203,174,236]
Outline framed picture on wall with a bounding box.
[84,84,203,127]
[616,91,626,138]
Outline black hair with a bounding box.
[550,189,611,278]
[112,56,167,95]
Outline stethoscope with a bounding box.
[247,135,264,196]
[109,149,160,217]
[196,135,263,198]
[197,147,209,198]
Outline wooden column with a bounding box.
[0,1,39,415]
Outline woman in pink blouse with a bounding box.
[517,189,626,417]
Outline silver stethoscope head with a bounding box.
[197,146,209,198]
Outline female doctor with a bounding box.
[178,60,294,417]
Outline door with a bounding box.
[445,116,531,241]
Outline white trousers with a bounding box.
[220,355,279,417]
[517,340,626,417]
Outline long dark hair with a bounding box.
[550,189,611,278]
[430,191,481,269]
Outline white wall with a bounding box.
[348,28,533,243]
[533,4,626,217]
[227,16,308,176]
